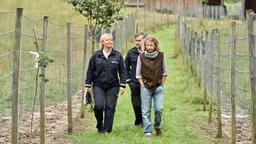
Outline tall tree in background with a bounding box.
[67,0,124,53]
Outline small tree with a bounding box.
[67,0,124,53]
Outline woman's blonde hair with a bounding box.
[144,36,160,52]
[99,33,113,48]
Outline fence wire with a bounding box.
[0,11,15,144]
[178,17,254,143]
[0,8,137,143]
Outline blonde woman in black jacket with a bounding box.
[85,33,126,134]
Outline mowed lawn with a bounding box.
[69,25,228,144]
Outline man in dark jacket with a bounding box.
[125,32,147,126]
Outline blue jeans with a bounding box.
[141,85,164,133]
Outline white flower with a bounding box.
[29,51,39,59]
[29,51,40,68]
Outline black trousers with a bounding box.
[93,86,119,132]
[128,82,142,125]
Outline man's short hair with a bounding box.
[134,32,148,39]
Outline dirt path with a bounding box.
[0,90,94,144]
[221,105,252,144]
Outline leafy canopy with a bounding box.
[67,0,123,30]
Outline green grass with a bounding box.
[0,0,86,24]
[67,25,225,144]
[0,1,173,112]
[0,1,139,112]
[0,0,86,112]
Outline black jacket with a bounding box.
[85,49,126,89]
[125,47,140,83]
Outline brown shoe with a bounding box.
[155,128,162,136]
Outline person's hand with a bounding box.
[84,87,91,92]
[119,87,125,95]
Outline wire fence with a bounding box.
[184,5,241,19]
[132,0,242,35]
[177,11,256,144]
[0,8,138,144]
[0,10,15,144]
[141,0,241,20]
[0,1,243,143]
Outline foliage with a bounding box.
[67,0,124,52]
[38,52,54,68]
[38,53,54,82]
[67,0,123,28]
[30,51,54,82]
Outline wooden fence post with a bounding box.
[208,30,214,123]
[203,31,209,111]
[189,30,194,74]
[67,22,73,134]
[197,32,204,87]
[136,0,139,33]
[240,0,245,20]
[167,0,170,27]
[216,29,222,138]
[187,26,191,67]
[114,23,118,50]
[12,8,22,144]
[80,25,88,118]
[39,16,48,144]
[191,31,197,76]
[160,0,163,28]
[125,19,128,50]
[143,0,146,31]
[230,21,237,144]
[193,31,196,75]
[215,6,218,19]
[247,10,256,144]
[116,23,119,50]
[177,16,180,38]
[118,22,121,50]
[188,27,193,68]
[153,0,156,32]
[183,25,187,65]
[122,20,125,51]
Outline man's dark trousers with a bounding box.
[128,82,142,125]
